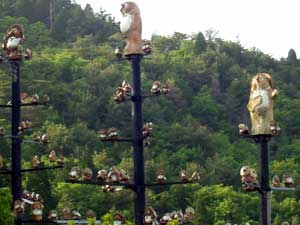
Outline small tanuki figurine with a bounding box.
[142,40,152,56]
[31,94,39,104]
[2,24,28,60]
[144,207,158,225]
[0,154,5,168]
[190,171,201,182]
[43,94,50,104]
[97,169,108,182]
[159,213,171,225]
[114,85,127,103]
[72,210,82,220]
[247,73,279,135]
[180,170,189,182]
[151,81,161,95]
[48,210,59,221]
[33,134,41,142]
[283,173,294,187]
[114,81,131,103]
[119,169,130,184]
[69,167,81,181]
[120,2,143,56]
[98,129,107,141]
[31,155,41,168]
[13,200,25,219]
[272,175,281,187]
[238,124,249,136]
[0,127,6,136]
[108,166,121,183]
[62,207,72,220]
[19,120,30,133]
[31,201,44,221]
[183,207,195,223]
[41,134,50,144]
[48,150,57,162]
[56,156,65,165]
[156,170,167,183]
[142,122,153,138]
[107,127,119,140]
[114,213,126,225]
[86,209,96,219]
[115,47,123,59]
[240,166,258,192]
[82,168,93,181]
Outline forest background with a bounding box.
[1,0,300,224]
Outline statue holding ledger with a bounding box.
[240,73,280,136]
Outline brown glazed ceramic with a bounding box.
[120,2,143,56]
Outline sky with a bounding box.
[75,0,300,59]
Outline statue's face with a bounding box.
[257,75,271,89]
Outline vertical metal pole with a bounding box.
[258,135,271,225]
[11,61,22,225]
[130,54,145,225]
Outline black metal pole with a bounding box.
[10,61,23,225]
[257,135,271,225]
[129,54,145,225]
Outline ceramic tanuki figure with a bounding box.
[62,207,72,220]
[13,200,25,219]
[114,213,126,225]
[144,207,158,225]
[0,154,4,168]
[31,201,44,221]
[247,73,279,135]
[273,175,281,187]
[240,166,258,192]
[120,2,143,56]
[2,24,24,60]
[48,210,59,221]
[283,173,294,187]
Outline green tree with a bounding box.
[194,32,207,54]
[0,188,14,225]
[287,49,298,66]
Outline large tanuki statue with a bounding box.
[247,73,279,135]
[120,1,143,56]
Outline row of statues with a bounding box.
[68,166,200,184]
[98,122,153,145]
[240,166,295,191]
[114,80,169,103]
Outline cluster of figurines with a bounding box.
[156,170,200,184]
[98,122,153,146]
[13,190,44,221]
[114,40,152,59]
[240,166,296,191]
[68,166,200,187]
[47,208,100,222]
[272,173,294,187]
[240,166,259,192]
[0,24,31,61]
[238,122,281,136]
[6,93,50,106]
[68,166,129,192]
[30,150,64,168]
[144,206,195,225]
[113,80,169,104]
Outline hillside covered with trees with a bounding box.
[1,1,300,224]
